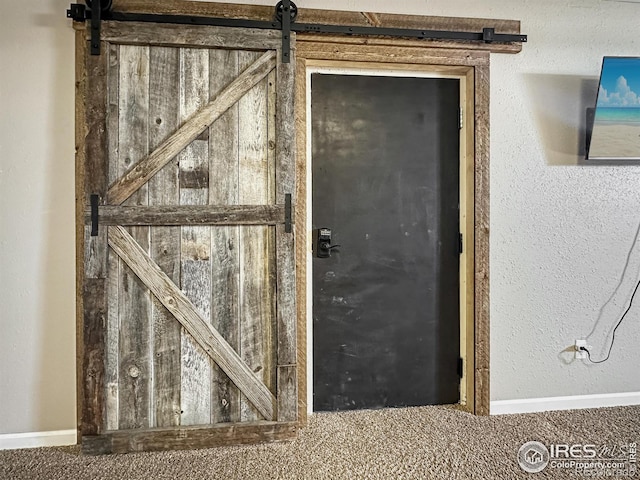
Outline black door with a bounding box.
[312,73,461,411]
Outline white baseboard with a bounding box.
[491,392,640,415]
[0,429,77,450]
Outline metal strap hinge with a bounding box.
[90,194,100,236]
[281,0,292,63]
[284,194,292,233]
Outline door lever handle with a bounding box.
[315,227,340,258]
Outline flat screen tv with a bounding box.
[587,57,640,161]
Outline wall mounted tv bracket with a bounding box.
[67,0,527,61]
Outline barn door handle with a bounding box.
[90,194,99,236]
[284,193,292,233]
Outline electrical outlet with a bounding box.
[575,339,587,360]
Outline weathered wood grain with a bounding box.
[277,366,297,422]
[85,204,287,226]
[361,12,383,28]
[148,45,181,428]
[297,34,521,55]
[117,44,152,430]
[179,47,213,426]
[267,64,277,214]
[266,64,277,326]
[298,42,489,67]
[82,421,297,455]
[105,246,120,431]
[275,44,297,368]
[106,50,277,206]
[81,278,107,436]
[108,226,276,421]
[75,28,88,440]
[109,1,522,55]
[84,226,108,279]
[105,43,120,431]
[474,62,491,416]
[84,46,109,201]
[293,57,308,426]
[79,39,110,437]
[264,58,280,418]
[238,50,275,422]
[101,21,281,50]
[457,67,476,413]
[107,43,121,189]
[209,48,241,424]
[110,1,523,38]
[275,42,299,424]
[83,37,109,281]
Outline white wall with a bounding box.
[0,0,77,435]
[2,0,640,438]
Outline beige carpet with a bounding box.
[1,405,639,479]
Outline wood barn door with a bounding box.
[76,22,297,453]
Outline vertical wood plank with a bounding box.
[148,46,182,428]
[474,61,490,416]
[179,47,212,426]
[277,366,297,422]
[462,67,476,413]
[78,34,109,436]
[75,27,87,439]
[83,41,109,433]
[82,278,107,435]
[275,44,297,422]
[266,68,278,409]
[117,44,152,430]
[238,50,275,422]
[83,35,109,281]
[294,56,308,425]
[84,228,107,279]
[105,42,120,431]
[209,48,241,424]
[266,58,278,393]
[105,248,120,431]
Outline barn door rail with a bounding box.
[67,0,527,60]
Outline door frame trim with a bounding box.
[294,42,491,419]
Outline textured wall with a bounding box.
[1,0,639,436]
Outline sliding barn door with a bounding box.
[76,21,296,454]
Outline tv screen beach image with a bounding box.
[589,57,640,159]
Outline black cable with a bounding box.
[581,277,640,364]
